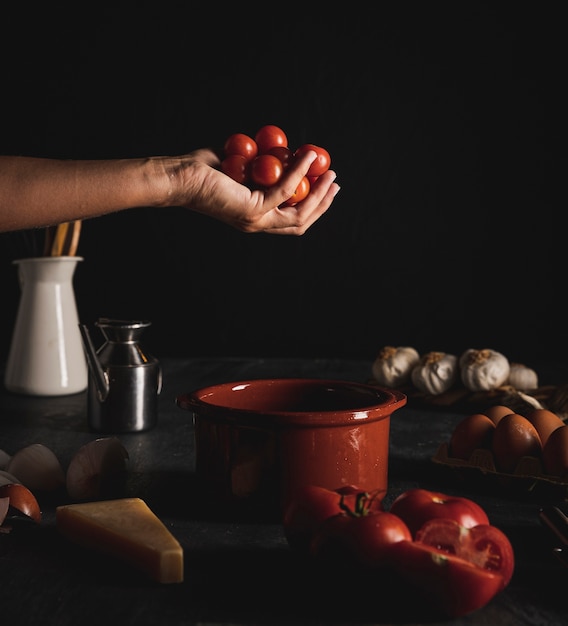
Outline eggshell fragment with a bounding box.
[7,443,66,493]
[0,449,11,470]
[0,470,22,487]
[0,497,8,526]
[491,413,542,473]
[449,413,496,461]
[0,483,41,523]
[66,437,129,501]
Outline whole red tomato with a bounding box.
[391,539,505,618]
[280,176,310,207]
[267,145,295,168]
[389,488,490,537]
[254,124,288,154]
[221,154,250,184]
[219,125,333,208]
[416,518,514,588]
[311,508,412,569]
[250,154,284,188]
[223,132,258,161]
[283,484,381,553]
[294,143,331,177]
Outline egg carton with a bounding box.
[432,442,568,494]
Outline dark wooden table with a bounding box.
[1,357,566,625]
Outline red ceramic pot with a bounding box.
[176,378,407,515]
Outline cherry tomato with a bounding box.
[311,508,412,569]
[280,176,310,207]
[416,518,515,588]
[250,154,284,187]
[221,154,250,184]
[282,484,379,553]
[390,540,505,618]
[267,145,295,168]
[254,124,288,154]
[223,132,258,161]
[220,125,333,195]
[294,143,331,177]
[389,488,490,538]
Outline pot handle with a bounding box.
[176,393,201,412]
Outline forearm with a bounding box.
[0,155,172,232]
[0,149,339,236]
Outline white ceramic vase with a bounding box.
[4,256,88,396]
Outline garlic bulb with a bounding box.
[507,362,539,390]
[371,346,420,387]
[459,348,510,392]
[411,351,459,395]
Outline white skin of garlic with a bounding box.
[411,351,459,395]
[507,362,539,390]
[459,348,511,392]
[372,346,420,387]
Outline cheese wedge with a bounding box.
[56,497,183,583]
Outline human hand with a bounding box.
[169,148,340,235]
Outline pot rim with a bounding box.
[176,378,407,428]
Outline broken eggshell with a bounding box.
[6,443,66,493]
[0,483,42,524]
[66,437,129,501]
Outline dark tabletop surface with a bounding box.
[1,356,567,626]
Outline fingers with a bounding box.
[186,146,339,235]
[263,170,340,235]
[263,149,318,208]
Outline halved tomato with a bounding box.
[415,517,515,588]
[391,539,505,618]
[389,488,490,537]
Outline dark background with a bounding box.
[0,3,563,380]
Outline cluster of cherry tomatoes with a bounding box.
[283,485,515,618]
[220,124,331,207]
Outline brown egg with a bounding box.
[449,413,496,460]
[542,424,568,478]
[491,413,542,473]
[525,408,564,447]
[484,404,515,425]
